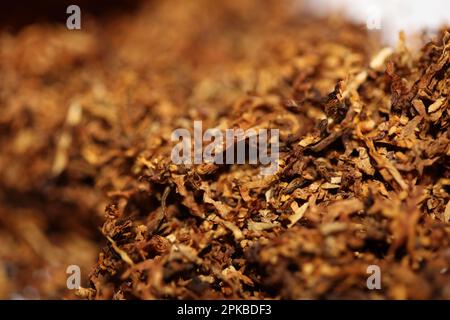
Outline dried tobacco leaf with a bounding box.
[0,0,448,300]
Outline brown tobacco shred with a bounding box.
[0,0,449,299]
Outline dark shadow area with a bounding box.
[0,0,143,31]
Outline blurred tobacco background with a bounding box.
[0,0,448,299]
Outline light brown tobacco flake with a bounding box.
[428,97,446,113]
[288,202,309,228]
[445,201,450,223]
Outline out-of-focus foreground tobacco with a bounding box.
[0,0,448,299]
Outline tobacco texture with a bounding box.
[0,0,448,300]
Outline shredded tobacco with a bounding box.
[0,0,448,299]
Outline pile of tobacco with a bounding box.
[0,0,448,299]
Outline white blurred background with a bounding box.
[305,0,449,45]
